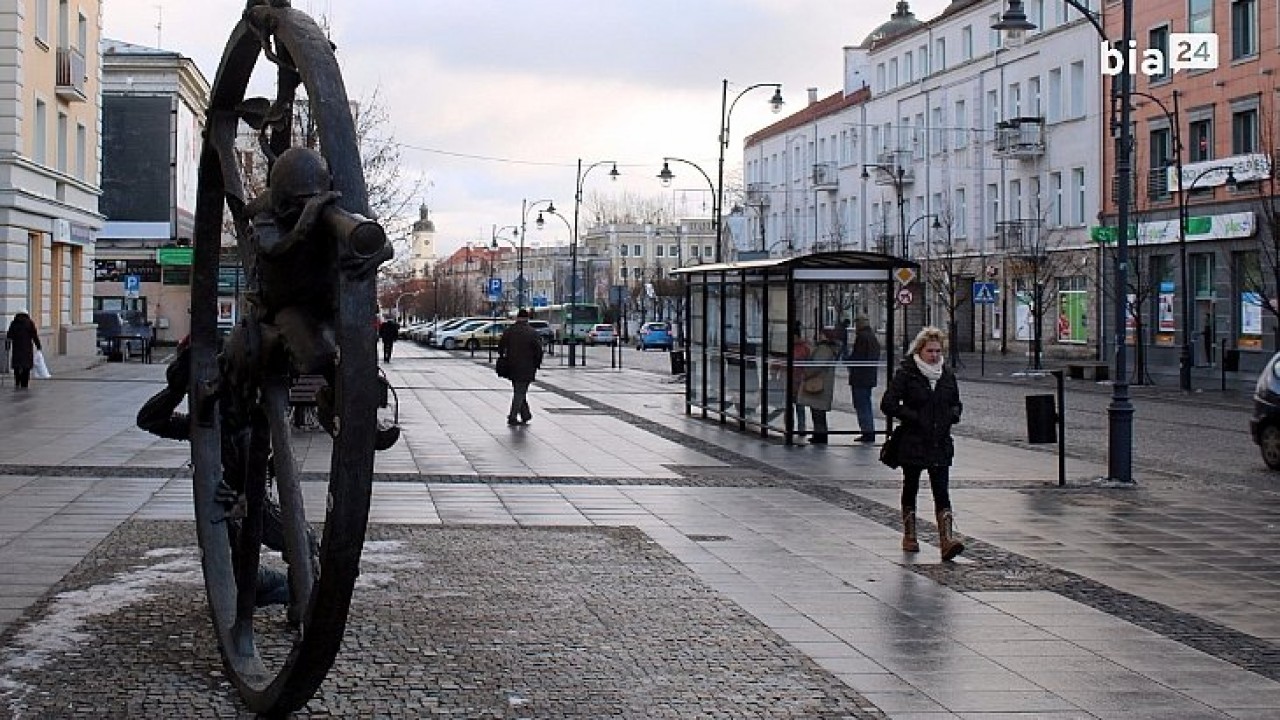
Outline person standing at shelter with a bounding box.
[497,308,543,426]
[378,315,400,362]
[798,328,839,444]
[789,323,812,437]
[848,317,881,443]
[5,312,41,389]
[880,326,965,560]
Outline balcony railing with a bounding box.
[1110,174,1137,205]
[745,182,770,206]
[993,117,1045,159]
[812,161,838,190]
[1146,167,1170,200]
[55,46,87,102]
[870,149,914,185]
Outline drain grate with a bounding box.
[686,534,732,542]
[544,407,611,415]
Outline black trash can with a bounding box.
[669,349,686,376]
[1223,349,1241,372]
[1025,394,1057,444]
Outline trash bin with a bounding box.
[1223,349,1241,372]
[1025,394,1057,444]
[669,349,686,375]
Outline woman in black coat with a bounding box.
[879,326,965,560]
[6,312,42,389]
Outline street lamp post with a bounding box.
[491,224,520,313]
[863,162,910,349]
[1175,162,1238,387]
[569,159,619,367]
[519,199,555,309]
[716,79,784,263]
[394,291,418,321]
[996,0,1134,483]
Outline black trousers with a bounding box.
[900,465,951,511]
[13,368,31,388]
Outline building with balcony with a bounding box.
[97,39,209,346]
[743,0,1104,358]
[0,0,104,364]
[1099,0,1280,372]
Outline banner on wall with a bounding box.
[1058,291,1087,344]
[1242,292,1264,337]
[1015,291,1035,341]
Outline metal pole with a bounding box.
[1172,90,1193,392]
[716,79,728,263]
[1108,0,1135,483]
[570,160,583,367]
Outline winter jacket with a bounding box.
[6,313,41,371]
[797,339,837,411]
[378,319,400,344]
[879,356,963,468]
[497,319,543,383]
[847,326,881,388]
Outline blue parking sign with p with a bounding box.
[124,275,141,294]
[487,278,502,296]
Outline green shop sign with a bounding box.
[156,247,194,266]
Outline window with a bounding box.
[918,44,929,75]
[954,188,967,237]
[1232,0,1258,59]
[931,106,945,153]
[954,100,967,148]
[1008,179,1022,221]
[961,25,973,62]
[655,245,664,257]
[875,64,885,92]
[904,51,913,83]
[1007,82,1021,118]
[1192,253,1215,299]
[1028,0,1044,31]
[56,111,67,173]
[1048,68,1062,122]
[1072,167,1086,225]
[1049,171,1063,226]
[633,244,643,256]
[1232,107,1258,154]
[989,14,1002,52]
[1149,125,1172,198]
[986,183,1000,238]
[889,58,898,88]
[620,267,628,280]
[620,244,628,257]
[934,37,946,71]
[78,12,87,51]
[704,245,712,257]
[35,0,49,44]
[668,244,679,257]
[33,99,47,164]
[1028,76,1041,116]
[75,123,86,180]
[987,89,999,128]
[1188,117,1213,161]
[1148,25,1171,83]
[1069,61,1085,119]
[1030,176,1042,216]
[57,0,68,47]
[1189,0,1213,33]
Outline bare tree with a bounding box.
[924,203,978,368]
[1232,96,1280,350]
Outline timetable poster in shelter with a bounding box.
[1058,291,1087,344]
[1156,281,1176,346]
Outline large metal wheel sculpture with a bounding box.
[188,2,390,714]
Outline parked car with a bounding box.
[449,320,512,351]
[585,323,616,346]
[527,319,555,347]
[635,321,674,351]
[426,316,488,345]
[434,319,491,349]
[1251,351,1280,469]
[93,311,150,359]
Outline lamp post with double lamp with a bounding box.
[1175,163,1238,385]
[995,0,1135,483]
[490,224,520,313]
[862,162,910,351]
[569,159,619,367]
[905,213,941,324]
[717,80,784,263]
[394,291,419,322]
[519,199,555,309]
[538,204,576,353]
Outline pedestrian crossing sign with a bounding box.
[973,281,997,305]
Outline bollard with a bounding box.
[670,349,687,376]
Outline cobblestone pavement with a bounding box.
[1,345,1279,718]
[0,521,881,719]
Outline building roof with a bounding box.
[102,38,180,57]
[859,1,924,49]
[743,86,870,148]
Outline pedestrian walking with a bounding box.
[378,316,400,362]
[797,328,840,443]
[497,308,543,426]
[789,323,812,436]
[5,311,42,389]
[880,325,965,560]
[848,317,881,442]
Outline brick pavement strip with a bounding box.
[0,521,884,719]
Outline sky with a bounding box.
[102,0,953,259]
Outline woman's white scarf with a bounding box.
[913,353,945,389]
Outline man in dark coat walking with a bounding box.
[6,312,41,389]
[497,308,543,426]
[378,316,400,362]
[847,317,881,442]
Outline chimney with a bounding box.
[807,87,819,106]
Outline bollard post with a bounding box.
[1052,369,1065,487]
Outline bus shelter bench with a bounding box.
[288,374,329,429]
[1065,361,1110,381]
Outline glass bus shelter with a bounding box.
[671,251,916,445]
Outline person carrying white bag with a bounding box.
[5,311,43,388]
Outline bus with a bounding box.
[525,303,602,343]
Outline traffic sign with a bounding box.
[896,287,913,305]
[487,277,503,296]
[124,275,141,298]
[973,281,998,305]
[894,267,916,285]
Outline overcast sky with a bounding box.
[103,0,952,256]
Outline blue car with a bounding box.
[636,321,673,351]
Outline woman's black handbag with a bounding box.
[495,355,511,379]
[879,426,904,469]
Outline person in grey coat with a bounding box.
[847,317,881,442]
[5,312,42,389]
[879,326,965,561]
[497,308,544,426]
[797,328,840,444]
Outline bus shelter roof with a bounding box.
[670,250,918,277]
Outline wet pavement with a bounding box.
[0,342,1278,718]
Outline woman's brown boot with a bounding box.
[901,509,920,552]
[936,509,965,561]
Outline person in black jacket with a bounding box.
[497,308,543,426]
[378,316,400,362]
[5,311,41,389]
[879,326,965,560]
